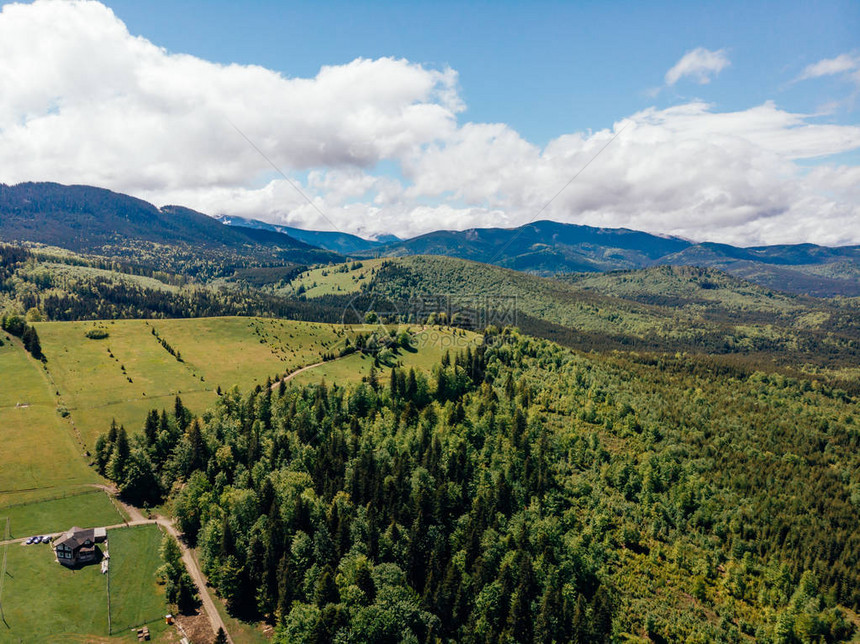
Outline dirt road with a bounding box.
[107,494,232,643]
[270,354,348,390]
[0,486,232,642]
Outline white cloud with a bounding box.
[665,47,730,85]
[797,53,860,82]
[1,1,859,246]
[397,103,860,245]
[0,0,460,192]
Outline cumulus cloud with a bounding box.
[0,0,460,192]
[1,0,859,246]
[665,47,730,85]
[399,102,860,245]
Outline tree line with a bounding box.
[93,328,858,642]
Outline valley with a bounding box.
[0,183,857,643]
[2,0,859,640]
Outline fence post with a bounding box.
[106,539,111,635]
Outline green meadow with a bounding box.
[0,524,167,642]
[0,338,99,507]
[0,490,124,539]
[290,325,482,386]
[35,317,348,447]
[107,524,168,635]
[34,317,474,449]
[285,258,385,298]
[0,316,473,514]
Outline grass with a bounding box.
[285,258,384,298]
[0,338,99,506]
[0,490,124,539]
[107,524,167,636]
[35,317,479,449]
[290,325,482,386]
[3,316,481,512]
[35,317,348,447]
[41,262,179,293]
[0,524,168,642]
[1,535,109,641]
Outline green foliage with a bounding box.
[92,328,859,641]
[1,312,44,360]
[157,533,198,612]
[361,256,860,371]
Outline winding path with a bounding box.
[107,493,232,643]
[1,487,232,643]
[270,354,349,390]
[269,326,431,392]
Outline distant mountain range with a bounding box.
[1,182,857,296]
[217,215,859,296]
[344,221,859,297]
[214,214,399,254]
[356,220,692,271]
[0,182,340,265]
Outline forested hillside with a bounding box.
[0,182,341,267]
[359,256,860,371]
[0,243,379,322]
[5,243,859,383]
[356,220,860,297]
[93,328,859,642]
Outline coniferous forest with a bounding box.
[3,2,860,638]
[3,207,859,642]
[95,328,860,643]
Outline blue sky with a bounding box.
[1,0,859,244]
[101,0,859,143]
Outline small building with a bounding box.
[54,526,106,567]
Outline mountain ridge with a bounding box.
[214,214,398,254]
[2,182,857,296]
[0,182,341,266]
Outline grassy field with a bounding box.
[35,317,348,447]
[0,524,168,642]
[42,261,179,293]
[1,536,108,641]
[107,524,168,636]
[0,338,99,506]
[0,490,124,539]
[284,258,385,298]
[290,326,482,386]
[35,317,473,449]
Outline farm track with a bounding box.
[269,326,432,391]
[269,356,346,390]
[106,488,232,643]
[0,486,232,643]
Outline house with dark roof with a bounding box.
[54,526,106,566]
